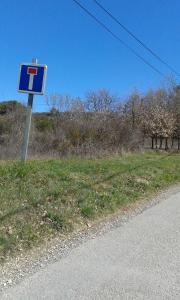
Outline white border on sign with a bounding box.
[18,63,47,95]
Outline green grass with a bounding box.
[0,152,180,261]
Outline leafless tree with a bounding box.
[86,89,116,112]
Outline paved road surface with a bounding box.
[1,188,180,299]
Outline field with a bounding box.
[0,152,180,261]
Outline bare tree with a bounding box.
[46,94,72,112]
[123,89,142,129]
[70,97,85,112]
[86,89,116,112]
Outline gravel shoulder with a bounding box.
[1,184,180,293]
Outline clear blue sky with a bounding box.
[0,0,179,111]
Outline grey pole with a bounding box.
[21,58,37,161]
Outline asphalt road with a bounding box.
[1,188,180,300]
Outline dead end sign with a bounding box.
[18,63,47,95]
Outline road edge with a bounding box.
[1,184,180,291]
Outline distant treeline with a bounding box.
[0,80,180,159]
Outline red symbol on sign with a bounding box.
[27,67,38,90]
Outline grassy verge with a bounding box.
[0,152,180,261]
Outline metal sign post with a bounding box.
[21,92,34,161]
[18,58,47,161]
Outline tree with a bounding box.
[140,90,176,149]
[46,94,72,112]
[123,89,142,129]
[70,97,85,112]
[86,89,116,112]
[168,85,180,148]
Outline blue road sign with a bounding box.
[18,63,47,95]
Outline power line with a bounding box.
[72,0,164,77]
[93,0,180,77]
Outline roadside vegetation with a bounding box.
[0,152,180,261]
[0,79,180,261]
[0,79,180,159]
